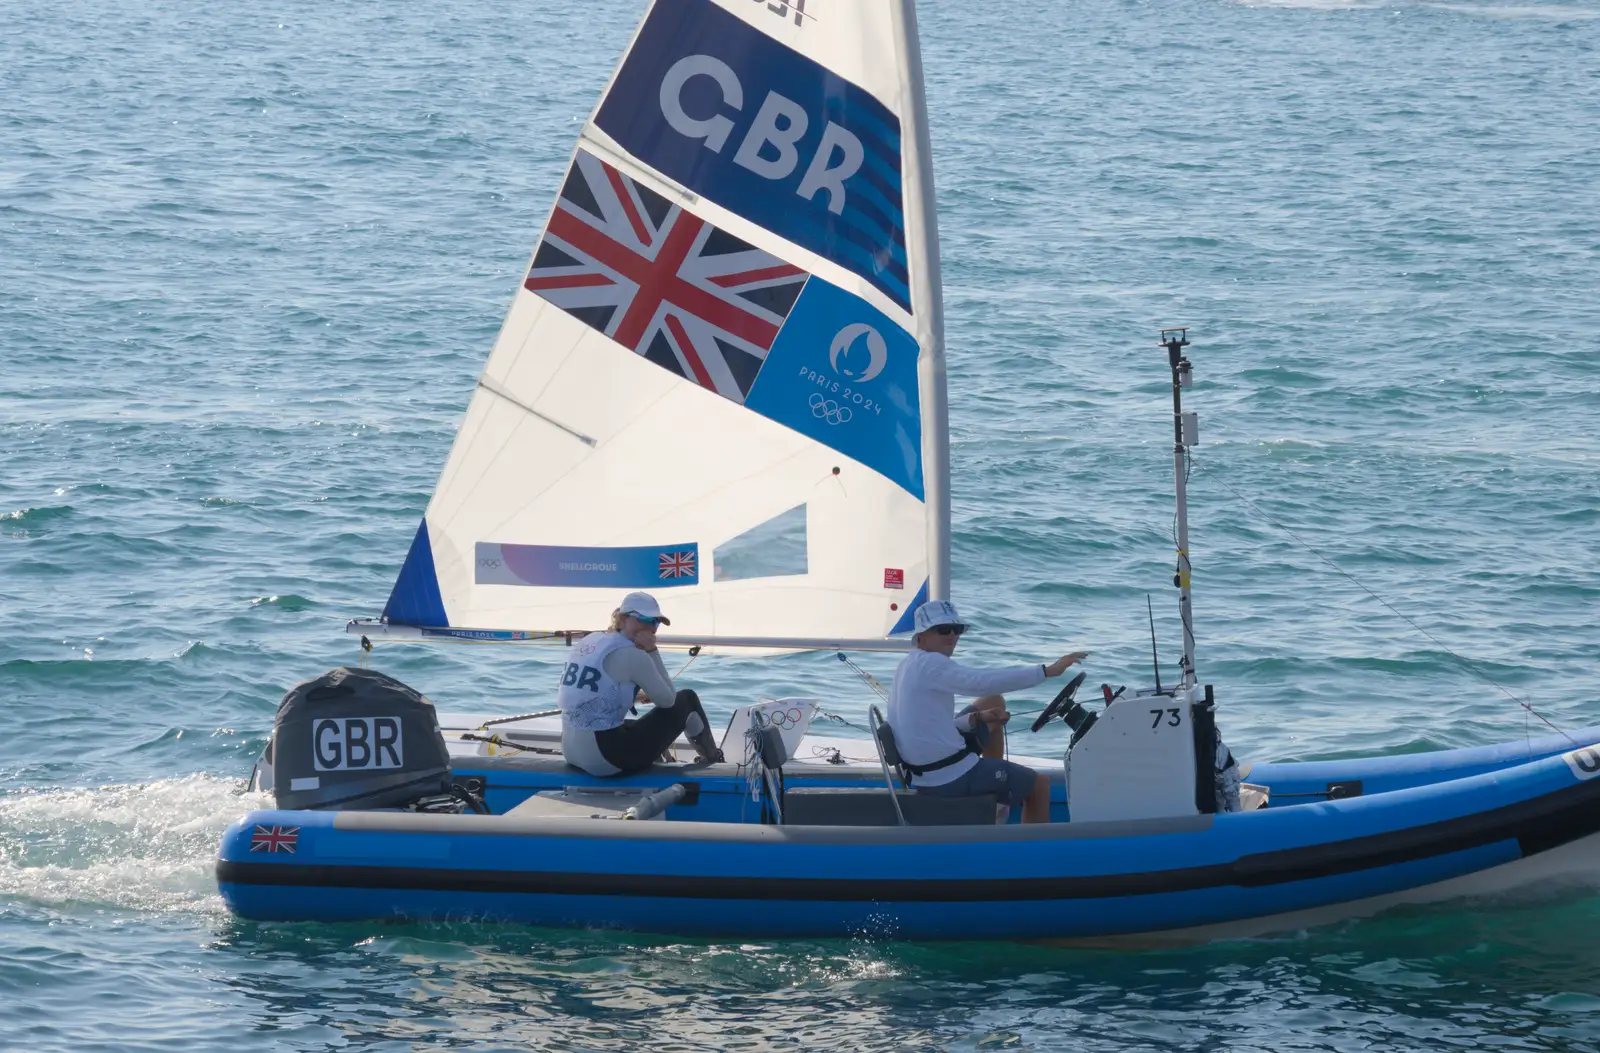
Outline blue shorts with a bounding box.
[916,758,1038,807]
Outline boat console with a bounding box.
[1033,675,1237,822]
[1061,686,1206,822]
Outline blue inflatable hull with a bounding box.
[216,729,1600,940]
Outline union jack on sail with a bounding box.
[524,149,810,403]
[658,550,696,579]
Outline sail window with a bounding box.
[713,505,807,582]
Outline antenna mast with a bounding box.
[1161,328,1198,691]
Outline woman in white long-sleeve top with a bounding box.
[887,600,1086,823]
[557,592,723,776]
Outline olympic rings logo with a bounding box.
[754,707,806,730]
[808,392,853,425]
[478,558,503,568]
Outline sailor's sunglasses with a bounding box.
[933,624,965,636]
[630,614,665,627]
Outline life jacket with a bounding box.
[556,632,639,732]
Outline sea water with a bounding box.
[3,0,1598,1048]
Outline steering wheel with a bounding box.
[1030,671,1087,733]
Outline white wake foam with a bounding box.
[0,775,267,915]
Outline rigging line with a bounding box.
[480,709,561,728]
[836,652,890,701]
[815,709,873,734]
[1189,457,1572,741]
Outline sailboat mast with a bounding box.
[893,0,951,604]
[1162,328,1198,690]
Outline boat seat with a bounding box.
[873,722,911,787]
[783,787,998,827]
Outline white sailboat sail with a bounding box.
[376,0,949,651]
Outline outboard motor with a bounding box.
[270,667,452,810]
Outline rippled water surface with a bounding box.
[4,0,1599,1048]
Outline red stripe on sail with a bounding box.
[605,164,653,247]
[709,263,807,288]
[523,272,615,291]
[664,312,715,391]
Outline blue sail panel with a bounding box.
[383,520,449,628]
[594,0,909,310]
[746,278,923,499]
[889,579,929,635]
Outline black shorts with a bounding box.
[917,758,1038,807]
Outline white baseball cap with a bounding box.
[912,600,967,634]
[617,591,669,624]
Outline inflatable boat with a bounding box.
[217,669,1600,941]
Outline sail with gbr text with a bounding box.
[378,0,950,650]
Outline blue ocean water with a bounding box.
[3,0,1599,1047]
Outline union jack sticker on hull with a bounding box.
[525,149,809,404]
[250,825,299,854]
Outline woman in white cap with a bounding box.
[556,591,723,775]
[887,600,1086,823]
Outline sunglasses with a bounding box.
[630,614,665,627]
[933,624,965,637]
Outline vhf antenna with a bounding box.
[1147,594,1163,695]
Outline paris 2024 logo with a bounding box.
[803,323,887,426]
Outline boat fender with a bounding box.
[756,724,789,770]
[1191,687,1243,814]
[1191,694,1218,815]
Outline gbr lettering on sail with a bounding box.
[595,0,911,311]
[657,53,863,217]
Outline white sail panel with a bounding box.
[417,301,928,642]
[382,0,947,647]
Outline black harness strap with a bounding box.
[902,737,981,778]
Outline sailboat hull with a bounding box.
[216,739,1600,940]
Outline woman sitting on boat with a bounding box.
[557,591,723,775]
[888,601,1087,823]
